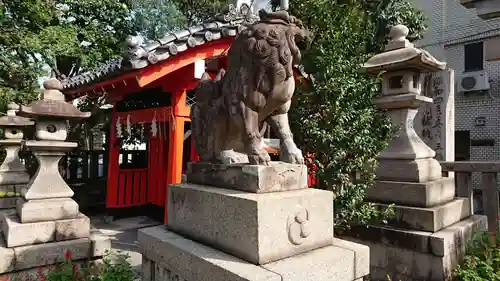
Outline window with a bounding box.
[454,130,470,161]
[464,42,484,72]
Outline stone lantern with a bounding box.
[363,24,446,182]
[0,79,110,278]
[16,78,90,223]
[0,103,33,209]
[351,25,488,281]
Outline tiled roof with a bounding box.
[62,4,259,91]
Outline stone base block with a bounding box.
[3,213,95,248]
[3,212,91,247]
[344,215,487,281]
[0,197,19,209]
[0,235,14,273]
[346,215,486,256]
[376,198,471,232]
[186,161,308,193]
[0,172,29,186]
[55,213,90,241]
[0,259,103,281]
[0,231,109,275]
[0,183,24,196]
[14,238,91,270]
[17,198,79,223]
[89,230,112,257]
[376,158,442,183]
[348,238,461,281]
[167,184,334,264]
[0,209,16,230]
[138,226,369,281]
[367,177,456,207]
[3,214,56,248]
[0,238,89,273]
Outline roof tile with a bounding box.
[62,5,259,91]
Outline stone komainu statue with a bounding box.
[191,10,310,165]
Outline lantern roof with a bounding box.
[19,79,91,119]
[0,103,34,127]
[363,25,446,75]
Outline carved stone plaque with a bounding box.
[415,69,455,163]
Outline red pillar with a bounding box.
[106,103,120,208]
[164,89,187,224]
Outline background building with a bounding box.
[411,0,500,210]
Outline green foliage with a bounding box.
[366,0,428,52]
[454,231,500,281]
[91,250,136,281]
[130,0,186,39]
[169,0,229,26]
[288,0,427,233]
[0,0,229,113]
[129,0,229,40]
[0,0,140,111]
[38,250,135,281]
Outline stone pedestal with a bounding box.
[0,140,30,185]
[139,163,370,281]
[345,25,488,281]
[0,141,111,279]
[17,141,79,223]
[0,140,29,228]
[186,162,308,193]
[345,215,486,281]
[0,102,34,228]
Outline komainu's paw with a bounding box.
[281,150,304,165]
[219,150,249,164]
[280,140,304,165]
[249,150,271,166]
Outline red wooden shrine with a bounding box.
[63,36,313,224]
[63,39,233,223]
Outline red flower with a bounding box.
[36,266,46,281]
[64,250,72,260]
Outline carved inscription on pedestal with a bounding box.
[287,205,311,245]
[154,262,187,281]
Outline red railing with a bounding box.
[115,168,148,208]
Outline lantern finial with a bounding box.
[6,103,19,117]
[385,24,413,51]
[43,78,63,91]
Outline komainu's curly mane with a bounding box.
[225,10,304,95]
[191,10,309,165]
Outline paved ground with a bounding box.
[90,215,162,279]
